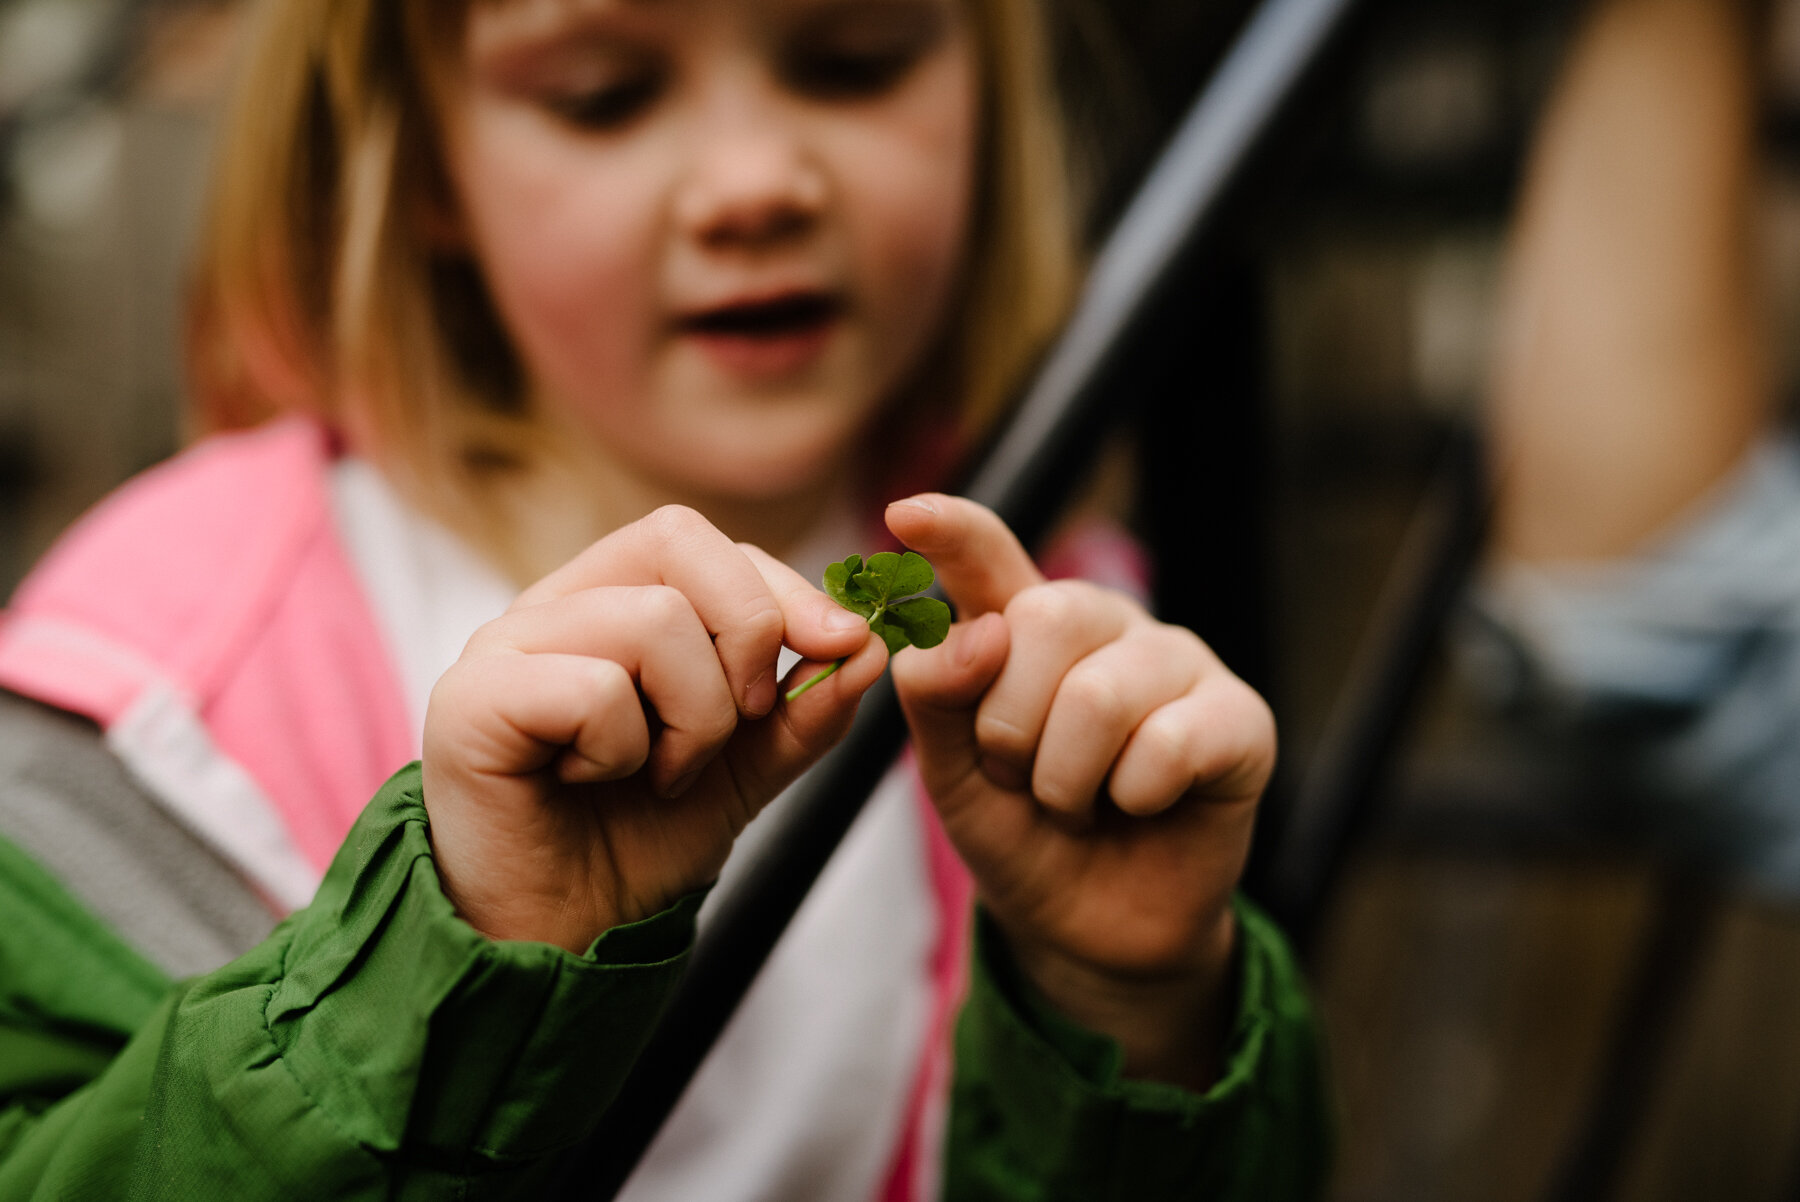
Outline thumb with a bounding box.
[890,611,1011,803]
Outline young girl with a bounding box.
[0,0,1327,1197]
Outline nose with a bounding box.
[673,92,828,250]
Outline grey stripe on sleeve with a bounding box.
[0,690,277,978]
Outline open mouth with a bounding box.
[682,292,842,338]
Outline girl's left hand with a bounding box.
[884,494,1275,1091]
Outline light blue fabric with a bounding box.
[1467,433,1800,896]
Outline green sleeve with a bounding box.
[0,762,699,1200]
[944,897,1333,1201]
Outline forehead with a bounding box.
[461,0,655,50]
[468,0,664,29]
[462,0,969,44]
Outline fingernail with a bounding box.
[745,670,775,717]
[824,608,866,633]
[979,754,1029,792]
[888,496,938,516]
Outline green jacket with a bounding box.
[0,763,1329,1200]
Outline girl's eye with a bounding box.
[783,46,916,98]
[781,3,946,100]
[547,71,665,130]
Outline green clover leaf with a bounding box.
[786,550,953,701]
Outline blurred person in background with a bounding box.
[1471,0,1800,893]
[0,0,1327,1197]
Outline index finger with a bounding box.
[735,543,882,664]
[511,505,786,717]
[883,494,1044,617]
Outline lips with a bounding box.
[682,291,841,335]
[676,290,842,378]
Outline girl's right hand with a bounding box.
[420,505,888,953]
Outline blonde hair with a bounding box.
[187,0,1082,578]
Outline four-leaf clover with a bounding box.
[786,551,952,701]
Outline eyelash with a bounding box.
[781,44,922,100]
[537,12,936,128]
[550,73,664,130]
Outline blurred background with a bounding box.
[7,0,1800,1198]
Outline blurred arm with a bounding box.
[1491,0,1771,563]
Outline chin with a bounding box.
[649,438,842,505]
[656,408,866,494]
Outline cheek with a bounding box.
[450,110,661,400]
[859,156,971,317]
[834,71,979,378]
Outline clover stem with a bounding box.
[784,658,843,702]
[786,607,888,703]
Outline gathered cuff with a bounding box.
[258,762,702,1165]
[945,896,1331,1200]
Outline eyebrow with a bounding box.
[469,0,676,57]
[480,0,669,19]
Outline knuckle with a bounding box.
[639,584,694,629]
[1150,621,1208,660]
[1132,709,1193,778]
[738,598,784,646]
[461,610,520,655]
[1033,777,1082,813]
[460,626,501,656]
[1005,582,1077,634]
[425,661,471,715]
[1243,680,1276,737]
[1061,667,1129,732]
[974,709,1035,759]
[696,701,739,749]
[579,658,632,709]
[1232,688,1279,779]
[1213,674,1275,748]
[647,503,706,535]
[645,504,718,555]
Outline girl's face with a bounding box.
[442,0,978,504]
